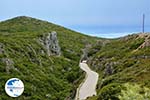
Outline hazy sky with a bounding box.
[0,0,150,38]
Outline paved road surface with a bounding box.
[75,61,99,100]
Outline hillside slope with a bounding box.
[87,33,150,100]
[0,16,98,100]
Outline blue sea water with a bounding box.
[68,25,150,38]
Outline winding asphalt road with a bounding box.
[75,61,99,100]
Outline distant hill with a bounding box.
[0,16,97,100]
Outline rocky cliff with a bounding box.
[39,31,61,56]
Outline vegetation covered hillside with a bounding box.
[0,16,97,100]
[87,33,150,100]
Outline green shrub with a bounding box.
[98,83,122,100]
[118,83,150,100]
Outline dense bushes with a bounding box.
[119,83,150,100]
[98,83,122,100]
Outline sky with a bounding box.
[0,0,150,38]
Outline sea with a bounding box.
[68,25,150,38]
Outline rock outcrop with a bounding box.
[2,58,17,74]
[39,31,61,56]
[104,62,115,76]
[132,33,150,52]
[138,33,150,49]
[0,43,18,73]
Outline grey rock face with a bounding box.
[39,31,61,56]
[49,31,61,55]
